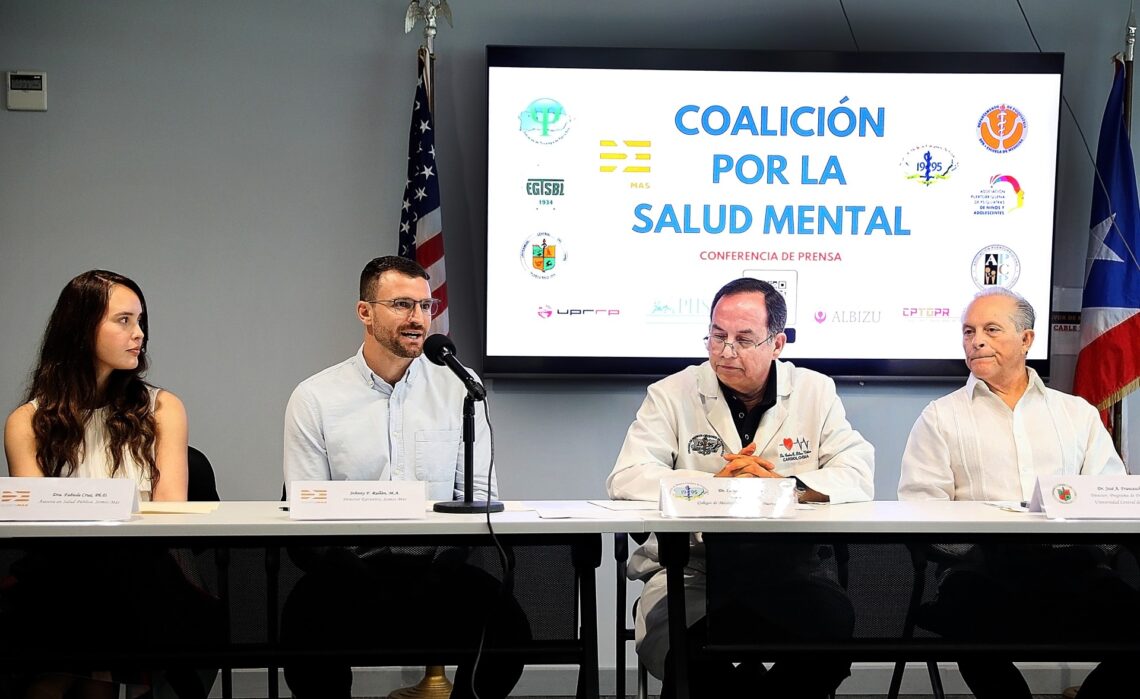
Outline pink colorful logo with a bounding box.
[989,174,1025,211]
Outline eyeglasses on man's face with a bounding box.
[367,297,441,317]
[703,332,777,355]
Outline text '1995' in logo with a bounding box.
[687,434,725,456]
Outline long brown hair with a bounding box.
[24,270,158,485]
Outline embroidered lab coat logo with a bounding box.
[688,434,725,456]
[779,436,812,462]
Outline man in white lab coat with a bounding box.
[608,277,875,699]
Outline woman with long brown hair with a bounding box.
[5,269,188,496]
[2,270,206,699]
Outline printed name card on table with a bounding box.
[289,480,426,520]
[0,477,138,521]
[659,476,797,518]
[1028,475,1140,519]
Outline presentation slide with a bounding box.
[485,50,1062,377]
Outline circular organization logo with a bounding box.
[537,305,553,319]
[687,434,725,456]
[971,244,1021,289]
[519,98,572,145]
[670,483,708,501]
[519,234,568,279]
[900,145,959,186]
[1052,483,1075,504]
[977,104,1027,153]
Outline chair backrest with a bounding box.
[187,445,220,501]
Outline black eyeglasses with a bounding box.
[703,332,777,355]
[366,297,441,316]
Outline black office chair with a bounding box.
[886,544,947,699]
[888,543,1139,699]
[187,446,220,502]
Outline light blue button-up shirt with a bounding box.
[283,346,495,502]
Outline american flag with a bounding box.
[399,48,448,335]
[1074,57,1140,436]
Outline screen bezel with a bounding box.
[483,45,1063,381]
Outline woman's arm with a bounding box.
[151,390,189,501]
[4,403,43,477]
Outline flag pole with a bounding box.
[405,0,452,115]
[391,5,455,694]
[1125,5,1135,132]
[1112,6,1136,454]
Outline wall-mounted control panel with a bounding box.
[7,71,47,111]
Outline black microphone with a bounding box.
[424,334,486,400]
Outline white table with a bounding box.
[640,501,1140,699]
[0,501,647,699]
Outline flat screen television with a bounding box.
[483,46,1063,379]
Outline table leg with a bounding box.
[216,547,233,699]
[658,532,690,699]
[573,535,602,699]
[266,546,280,699]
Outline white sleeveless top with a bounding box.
[34,386,159,501]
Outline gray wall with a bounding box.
[2,0,1135,501]
[3,0,1139,686]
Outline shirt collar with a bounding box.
[717,360,778,410]
[350,344,421,392]
[966,366,1044,400]
[698,358,789,399]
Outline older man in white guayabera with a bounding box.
[899,287,1136,699]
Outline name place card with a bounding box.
[1028,475,1140,519]
[659,476,797,519]
[289,480,426,520]
[0,477,138,521]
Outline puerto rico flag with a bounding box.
[1074,57,1140,419]
[399,47,448,335]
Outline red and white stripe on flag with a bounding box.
[1074,57,1140,419]
[399,48,448,335]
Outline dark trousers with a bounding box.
[922,545,1140,699]
[280,551,530,699]
[660,576,855,699]
[1,546,222,699]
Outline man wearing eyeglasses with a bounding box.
[608,277,874,699]
[280,255,524,699]
[284,255,490,498]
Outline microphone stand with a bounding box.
[433,393,504,513]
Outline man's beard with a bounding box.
[375,321,425,359]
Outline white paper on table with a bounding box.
[140,502,220,514]
[523,501,619,519]
[587,499,657,511]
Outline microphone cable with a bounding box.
[467,393,514,699]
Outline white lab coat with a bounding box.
[606,360,875,678]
